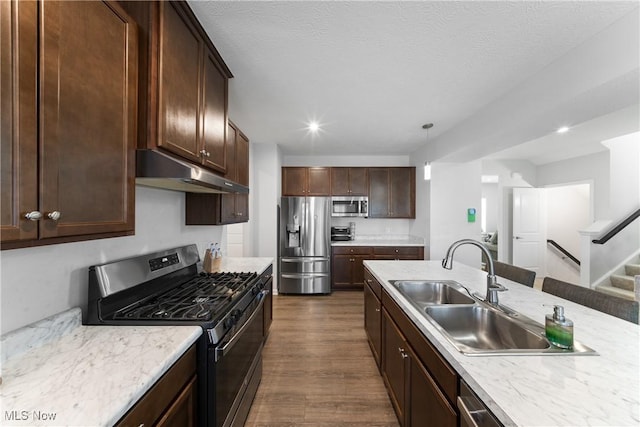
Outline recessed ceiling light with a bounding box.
[308,121,320,133]
[556,126,570,134]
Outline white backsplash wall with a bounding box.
[0,186,224,335]
[330,217,411,237]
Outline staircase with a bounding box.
[596,256,639,301]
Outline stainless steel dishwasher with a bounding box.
[458,380,503,427]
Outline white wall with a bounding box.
[248,143,281,259]
[537,151,609,220]
[545,184,590,283]
[546,184,590,258]
[0,186,224,335]
[429,161,483,267]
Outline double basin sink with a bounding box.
[389,280,596,356]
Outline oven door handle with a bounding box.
[215,290,267,362]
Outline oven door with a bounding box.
[209,291,265,427]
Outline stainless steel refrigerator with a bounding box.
[278,196,331,294]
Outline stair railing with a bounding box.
[592,208,640,245]
[547,240,580,266]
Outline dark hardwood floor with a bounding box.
[246,292,399,427]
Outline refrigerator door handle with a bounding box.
[281,257,329,263]
[281,273,330,279]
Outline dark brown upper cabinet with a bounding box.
[1,0,137,249]
[369,167,416,218]
[282,167,331,196]
[122,1,232,174]
[331,167,369,196]
[186,120,250,225]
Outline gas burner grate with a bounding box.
[113,272,258,321]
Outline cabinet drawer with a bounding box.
[373,246,420,256]
[364,268,382,299]
[116,344,197,427]
[332,246,373,255]
[382,289,458,405]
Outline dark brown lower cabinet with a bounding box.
[366,266,459,427]
[364,274,382,369]
[115,344,197,427]
[332,246,424,291]
[406,345,457,427]
[382,308,409,424]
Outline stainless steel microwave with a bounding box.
[331,196,368,217]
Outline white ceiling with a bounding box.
[189,1,639,163]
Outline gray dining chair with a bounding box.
[493,260,536,288]
[542,277,639,324]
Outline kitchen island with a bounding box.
[364,260,639,427]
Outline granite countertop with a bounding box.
[331,234,424,247]
[0,308,202,427]
[0,257,274,427]
[363,260,640,427]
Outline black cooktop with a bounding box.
[112,272,257,321]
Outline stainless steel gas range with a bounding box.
[84,244,271,427]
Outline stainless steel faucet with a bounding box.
[441,239,506,305]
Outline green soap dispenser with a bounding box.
[545,305,573,349]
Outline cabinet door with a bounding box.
[201,48,227,173]
[389,168,414,218]
[352,255,367,290]
[156,377,197,427]
[368,168,390,217]
[349,167,369,196]
[331,167,350,195]
[406,346,457,427]
[282,167,307,196]
[219,122,237,223]
[0,0,38,242]
[157,1,202,162]
[307,167,331,195]
[331,254,354,290]
[383,308,408,425]
[39,0,137,238]
[236,129,249,186]
[364,282,382,368]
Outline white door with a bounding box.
[512,188,546,275]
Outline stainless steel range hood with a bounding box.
[136,149,249,194]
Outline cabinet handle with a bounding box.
[199,150,211,157]
[47,211,61,221]
[398,347,404,353]
[375,308,380,312]
[24,211,42,221]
